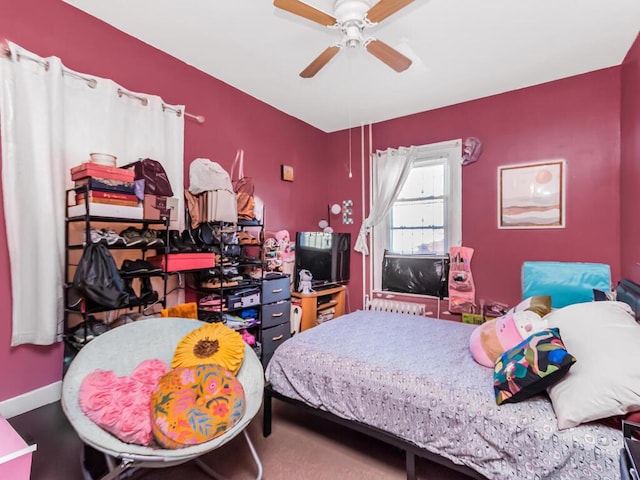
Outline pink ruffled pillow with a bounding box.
[79,359,169,445]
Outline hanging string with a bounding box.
[347,51,353,179]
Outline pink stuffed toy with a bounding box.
[275,229,295,263]
[469,310,547,368]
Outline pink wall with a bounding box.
[621,34,640,283]
[328,69,623,308]
[0,0,327,401]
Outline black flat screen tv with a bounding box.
[294,232,351,291]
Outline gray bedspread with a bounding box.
[265,310,622,479]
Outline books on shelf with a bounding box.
[76,190,139,207]
[76,197,139,207]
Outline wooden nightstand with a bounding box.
[291,285,346,331]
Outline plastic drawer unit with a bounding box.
[261,274,292,367]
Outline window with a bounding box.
[390,160,446,254]
[372,139,461,293]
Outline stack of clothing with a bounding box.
[69,160,142,219]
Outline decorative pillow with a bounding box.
[545,300,640,429]
[79,359,169,445]
[507,295,552,317]
[494,328,576,405]
[150,363,246,449]
[172,322,245,374]
[469,307,548,367]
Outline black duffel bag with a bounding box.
[73,242,129,309]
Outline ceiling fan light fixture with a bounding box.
[274,0,414,78]
[343,22,364,48]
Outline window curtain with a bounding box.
[354,146,417,255]
[0,42,184,345]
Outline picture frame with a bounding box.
[281,164,294,182]
[498,159,565,229]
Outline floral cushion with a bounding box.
[150,363,246,449]
[494,328,576,406]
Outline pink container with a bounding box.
[0,415,35,480]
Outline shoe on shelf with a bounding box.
[142,229,164,247]
[119,227,147,247]
[169,230,193,253]
[139,276,158,304]
[121,259,162,275]
[122,277,139,305]
[101,228,126,247]
[181,230,202,252]
[89,228,106,244]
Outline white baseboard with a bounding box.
[0,382,62,419]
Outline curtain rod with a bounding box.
[0,39,205,124]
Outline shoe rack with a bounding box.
[63,186,171,349]
[188,219,264,352]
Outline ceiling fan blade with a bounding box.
[300,45,341,78]
[366,0,413,23]
[366,39,412,72]
[273,0,337,26]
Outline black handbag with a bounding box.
[73,243,129,308]
[132,158,174,196]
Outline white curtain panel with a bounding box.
[0,42,184,345]
[354,146,417,255]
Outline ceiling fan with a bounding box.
[273,0,414,78]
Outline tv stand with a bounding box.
[291,285,347,332]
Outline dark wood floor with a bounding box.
[8,400,473,480]
[9,402,86,480]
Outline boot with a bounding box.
[181,229,203,252]
[139,276,158,304]
[123,277,140,306]
[169,230,193,253]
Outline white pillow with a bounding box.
[545,300,640,429]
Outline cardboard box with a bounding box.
[143,194,178,221]
[147,253,215,272]
[462,313,486,325]
[70,162,135,182]
[68,203,143,219]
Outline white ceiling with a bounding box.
[63,0,640,133]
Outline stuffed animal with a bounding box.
[275,229,295,264]
[469,296,551,368]
[298,269,314,294]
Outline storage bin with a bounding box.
[0,416,35,480]
[262,276,290,304]
[261,322,291,367]
[147,253,215,272]
[262,300,291,329]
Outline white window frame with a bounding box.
[371,139,462,294]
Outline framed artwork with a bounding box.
[498,159,565,229]
[281,164,294,182]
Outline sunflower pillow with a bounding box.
[172,322,245,374]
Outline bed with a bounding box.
[264,268,636,480]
